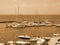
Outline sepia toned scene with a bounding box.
[0,0,60,45]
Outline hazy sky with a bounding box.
[0,0,60,15]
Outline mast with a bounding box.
[17,6,19,15]
[14,0,18,22]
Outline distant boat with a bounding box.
[6,22,25,28]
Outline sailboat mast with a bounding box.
[18,6,19,15]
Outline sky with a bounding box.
[0,0,60,15]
